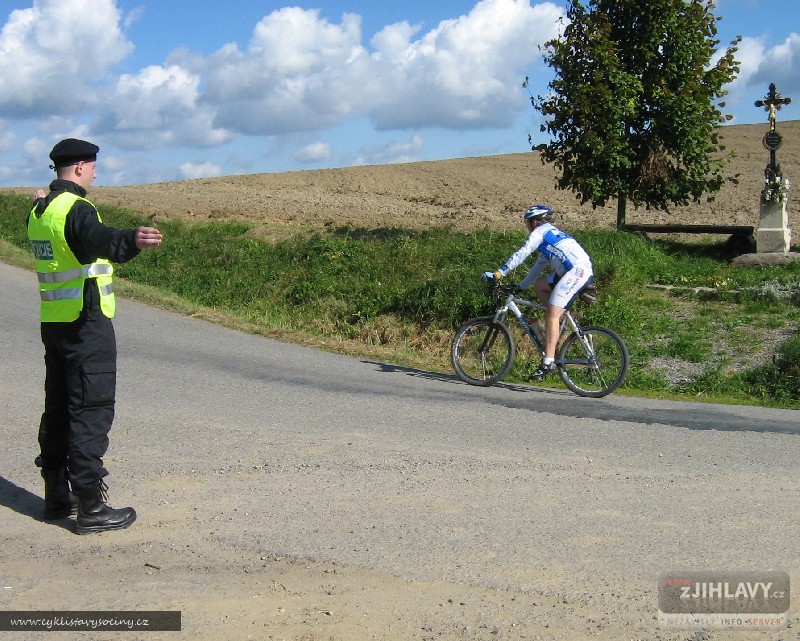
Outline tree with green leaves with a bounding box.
[531,0,741,227]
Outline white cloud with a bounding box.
[180,161,222,180]
[721,33,800,121]
[0,0,132,117]
[0,123,15,154]
[200,8,370,135]
[729,36,766,88]
[122,5,145,31]
[11,135,55,184]
[752,33,800,95]
[295,142,332,163]
[189,0,563,136]
[370,21,420,62]
[92,64,232,148]
[367,0,564,130]
[94,152,183,186]
[0,1,563,145]
[95,153,129,185]
[719,35,766,118]
[23,136,49,160]
[353,133,425,165]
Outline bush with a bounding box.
[774,333,800,393]
[743,332,800,403]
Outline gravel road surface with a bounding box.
[1,261,797,641]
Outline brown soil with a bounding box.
[82,120,799,241]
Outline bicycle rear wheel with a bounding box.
[451,317,515,386]
[557,326,628,397]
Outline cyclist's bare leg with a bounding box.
[534,277,562,359]
[545,266,591,359]
[544,304,565,359]
[534,277,551,305]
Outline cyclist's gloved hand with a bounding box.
[482,271,497,282]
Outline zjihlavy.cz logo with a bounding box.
[658,571,790,630]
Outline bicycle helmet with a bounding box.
[523,204,554,222]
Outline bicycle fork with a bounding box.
[562,316,600,372]
[479,306,510,355]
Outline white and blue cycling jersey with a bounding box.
[498,223,592,279]
[497,223,593,307]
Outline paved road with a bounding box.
[1,260,797,640]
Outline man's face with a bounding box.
[74,160,97,190]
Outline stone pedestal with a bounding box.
[757,198,791,253]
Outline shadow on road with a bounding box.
[367,360,570,395]
[368,361,459,385]
[0,476,73,531]
[365,360,800,435]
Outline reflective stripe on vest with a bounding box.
[40,283,114,301]
[37,262,113,283]
[27,192,116,322]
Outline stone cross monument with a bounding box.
[754,83,792,253]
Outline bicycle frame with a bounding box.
[492,292,581,355]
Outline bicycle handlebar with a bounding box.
[488,282,520,296]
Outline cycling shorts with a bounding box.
[547,266,593,310]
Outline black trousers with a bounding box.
[38,315,117,492]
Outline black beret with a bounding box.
[49,138,99,169]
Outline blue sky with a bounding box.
[0,0,798,187]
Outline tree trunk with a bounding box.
[616,194,627,229]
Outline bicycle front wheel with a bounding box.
[557,326,628,398]
[451,317,515,386]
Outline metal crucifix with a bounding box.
[755,83,792,177]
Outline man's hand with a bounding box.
[135,226,163,249]
[32,189,46,201]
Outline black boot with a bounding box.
[40,467,77,520]
[75,480,136,534]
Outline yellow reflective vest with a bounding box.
[27,192,115,322]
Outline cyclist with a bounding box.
[483,205,594,378]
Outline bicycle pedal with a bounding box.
[529,363,556,381]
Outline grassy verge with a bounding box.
[3,193,799,408]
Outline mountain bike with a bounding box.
[451,283,628,397]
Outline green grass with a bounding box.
[4,193,799,408]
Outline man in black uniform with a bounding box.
[27,138,163,533]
